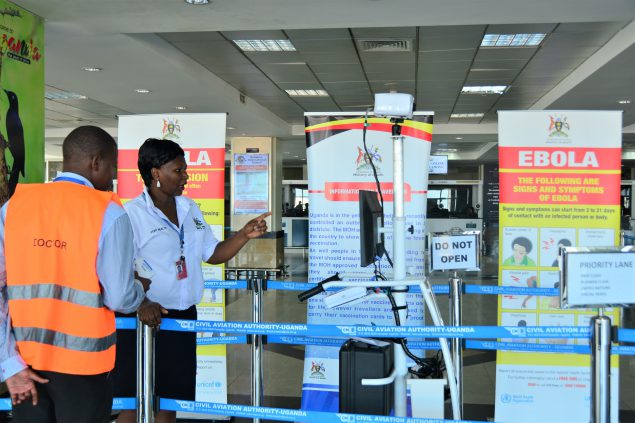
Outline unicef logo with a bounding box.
[501,393,512,404]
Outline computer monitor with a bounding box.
[359,190,384,267]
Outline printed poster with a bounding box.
[0,0,45,203]
[117,114,228,408]
[495,110,622,422]
[302,112,432,412]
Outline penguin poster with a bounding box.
[0,0,44,205]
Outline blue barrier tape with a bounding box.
[466,340,590,355]
[160,319,590,339]
[206,279,563,298]
[196,335,248,345]
[267,336,440,350]
[465,285,559,297]
[619,328,635,343]
[160,398,487,423]
[0,398,136,411]
[613,346,635,355]
[112,397,136,410]
[204,280,248,290]
[116,317,136,330]
[467,340,635,356]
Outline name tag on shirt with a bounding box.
[176,258,188,280]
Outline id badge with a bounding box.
[176,257,188,280]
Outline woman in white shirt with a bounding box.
[113,138,269,423]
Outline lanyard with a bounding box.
[179,225,185,260]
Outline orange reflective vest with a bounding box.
[5,181,121,375]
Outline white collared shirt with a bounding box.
[124,188,219,310]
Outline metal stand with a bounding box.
[448,272,463,416]
[249,270,266,423]
[139,320,155,423]
[391,125,408,417]
[590,308,611,423]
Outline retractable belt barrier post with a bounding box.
[590,308,612,423]
[142,321,155,423]
[448,272,464,416]
[249,270,266,423]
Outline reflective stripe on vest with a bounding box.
[5,182,121,375]
[8,284,104,308]
[13,327,116,352]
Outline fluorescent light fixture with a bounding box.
[434,148,458,153]
[234,39,296,52]
[134,89,151,94]
[462,86,507,95]
[82,66,102,72]
[175,106,187,110]
[185,0,210,4]
[44,91,87,100]
[618,100,631,104]
[451,113,484,118]
[455,137,463,140]
[227,126,236,130]
[481,33,546,47]
[285,89,328,97]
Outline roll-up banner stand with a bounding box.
[302,112,432,412]
[495,110,622,422]
[0,0,45,202]
[118,114,228,419]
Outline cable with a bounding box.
[362,112,394,268]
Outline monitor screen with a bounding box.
[359,190,384,267]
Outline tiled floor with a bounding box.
[225,250,635,422]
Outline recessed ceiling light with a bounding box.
[234,39,296,52]
[462,86,507,95]
[175,106,187,110]
[618,100,631,104]
[294,155,299,158]
[455,137,463,140]
[435,148,458,153]
[227,126,235,130]
[285,89,328,97]
[283,151,291,154]
[481,33,546,47]
[184,0,210,4]
[82,66,102,72]
[302,158,306,161]
[451,113,485,118]
[134,89,151,94]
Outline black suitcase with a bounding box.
[339,338,394,415]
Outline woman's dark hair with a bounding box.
[557,239,572,247]
[511,236,533,253]
[138,138,185,187]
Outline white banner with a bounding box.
[118,113,228,409]
[495,110,622,422]
[302,113,432,412]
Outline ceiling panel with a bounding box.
[256,64,317,83]
[221,30,287,40]
[285,28,352,40]
[351,27,417,39]
[418,25,486,50]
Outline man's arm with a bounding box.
[0,203,27,381]
[97,204,145,313]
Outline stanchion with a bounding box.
[136,316,144,422]
[448,272,463,416]
[590,308,611,423]
[250,270,266,423]
[142,322,155,423]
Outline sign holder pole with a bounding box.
[136,316,144,422]
[448,271,464,416]
[590,307,611,423]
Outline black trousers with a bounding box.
[12,370,112,423]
